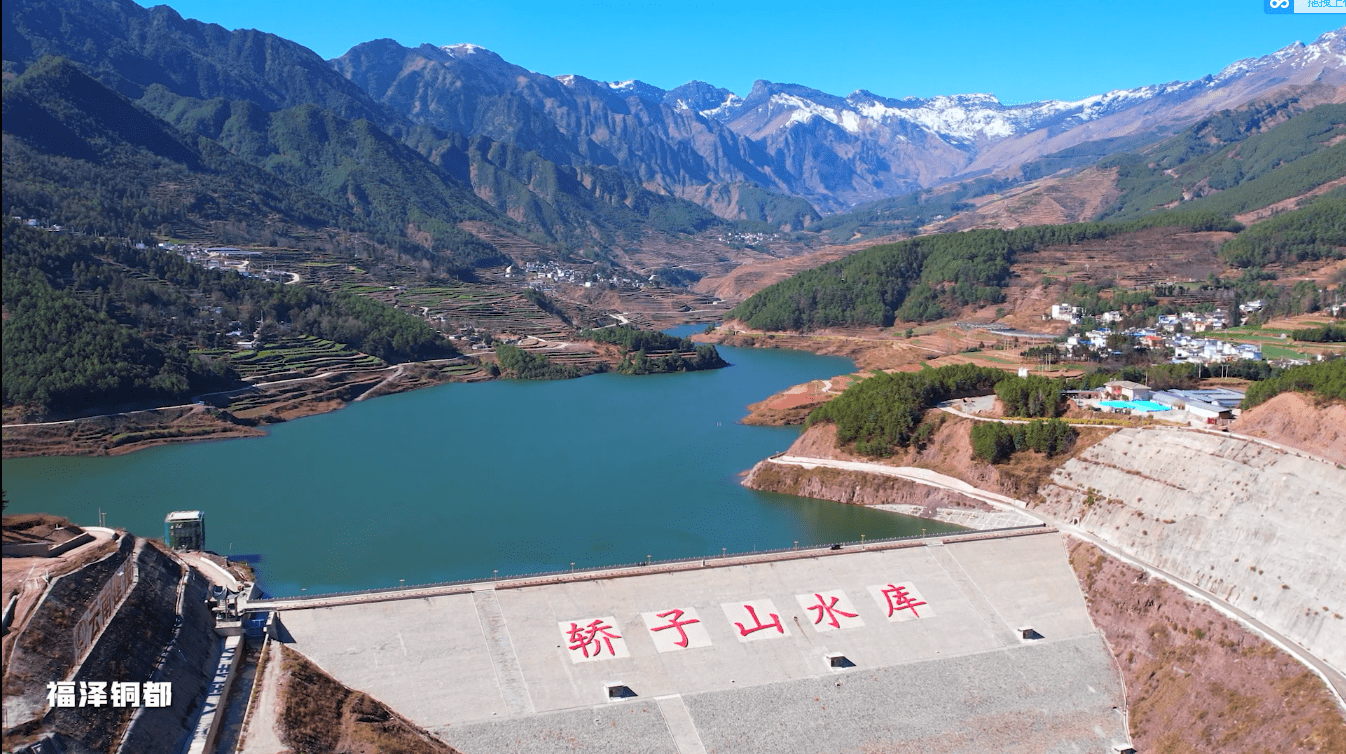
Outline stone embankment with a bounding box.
[2,535,219,753]
[1039,427,1346,674]
[743,457,989,511]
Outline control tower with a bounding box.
[164,510,205,551]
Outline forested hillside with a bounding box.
[137,88,508,268]
[1220,189,1346,267]
[1098,101,1346,221]
[1242,360,1346,408]
[729,212,1240,330]
[2,221,453,415]
[3,0,768,272]
[807,364,1008,456]
[581,325,727,374]
[2,57,484,272]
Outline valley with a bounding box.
[4,2,1346,752]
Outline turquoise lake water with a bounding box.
[3,337,962,596]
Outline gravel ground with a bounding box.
[682,635,1128,754]
[434,635,1125,754]
[435,700,679,754]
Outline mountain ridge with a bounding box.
[332,29,1346,216]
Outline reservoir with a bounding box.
[3,339,962,596]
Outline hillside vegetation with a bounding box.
[1241,360,1346,408]
[2,222,452,414]
[581,325,728,374]
[808,365,994,456]
[729,212,1239,330]
[1220,189,1346,268]
[1098,101,1346,221]
[2,57,491,273]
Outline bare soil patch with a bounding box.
[277,645,459,754]
[742,379,834,425]
[1232,392,1346,465]
[1,359,483,459]
[694,235,899,303]
[759,413,1116,503]
[1068,540,1346,753]
[2,405,265,459]
[932,167,1121,233]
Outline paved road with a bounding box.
[2,404,201,428]
[353,364,405,402]
[765,454,1346,712]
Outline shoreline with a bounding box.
[2,340,741,459]
[1,362,485,459]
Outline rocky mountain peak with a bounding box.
[664,80,739,115]
[604,79,666,103]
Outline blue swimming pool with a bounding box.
[1100,399,1170,412]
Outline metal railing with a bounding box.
[245,523,1050,611]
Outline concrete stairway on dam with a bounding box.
[471,588,535,717]
[927,542,1021,647]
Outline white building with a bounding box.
[1104,380,1152,401]
[1050,304,1081,324]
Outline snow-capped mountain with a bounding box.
[707,27,1345,151]
[333,28,1346,217]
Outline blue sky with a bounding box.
[162,0,1344,103]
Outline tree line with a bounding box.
[729,212,1240,332]
[581,325,728,375]
[1290,323,1346,343]
[1242,360,1346,408]
[970,419,1075,464]
[1220,191,1346,268]
[493,344,580,380]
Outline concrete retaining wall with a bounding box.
[2,532,94,558]
[1039,428,1346,673]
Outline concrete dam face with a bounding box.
[272,529,1131,753]
[1040,427,1346,675]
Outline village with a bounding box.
[1047,301,1339,368]
[509,259,652,291]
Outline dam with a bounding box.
[247,527,1132,753]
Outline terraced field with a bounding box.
[400,284,572,340]
[611,288,733,329]
[196,336,387,383]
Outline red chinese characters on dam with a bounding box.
[721,600,790,642]
[559,617,630,663]
[560,583,931,660]
[867,582,934,621]
[795,590,864,631]
[641,608,712,652]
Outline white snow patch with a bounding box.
[699,93,744,120]
[441,43,486,57]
